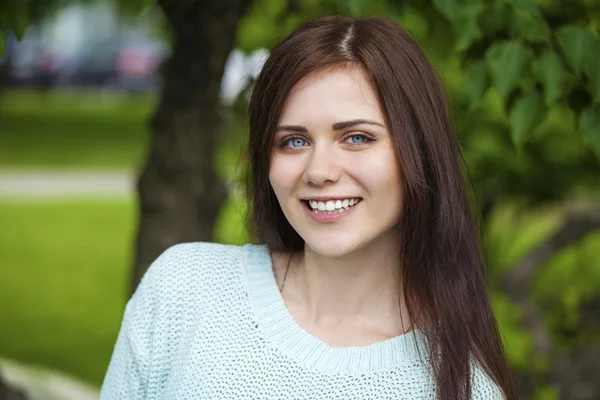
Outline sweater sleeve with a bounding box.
[99,247,173,400]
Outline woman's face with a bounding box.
[269,66,404,258]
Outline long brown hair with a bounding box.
[246,16,517,400]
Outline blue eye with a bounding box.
[348,134,367,144]
[285,137,307,148]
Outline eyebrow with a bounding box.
[275,119,385,133]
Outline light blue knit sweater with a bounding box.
[100,242,505,399]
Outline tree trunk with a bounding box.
[132,0,251,293]
[0,376,27,400]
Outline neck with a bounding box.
[286,232,407,329]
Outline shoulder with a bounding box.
[130,242,247,322]
[470,361,507,400]
[141,242,244,292]
[123,242,247,349]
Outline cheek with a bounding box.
[269,155,300,197]
[351,151,403,195]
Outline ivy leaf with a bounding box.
[485,40,533,106]
[464,60,488,105]
[533,49,574,105]
[509,4,551,42]
[580,105,600,157]
[556,25,596,76]
[509,90,546,147]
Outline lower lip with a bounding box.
[301,201,360,222]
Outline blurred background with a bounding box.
[0,0,599,399]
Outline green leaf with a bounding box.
[513,0,543,18]
[485,40,534,106]
[433,0,483,51]
[464,60,488,105]
[432,0,456,20]
[583,39,600,103]
[556,25,596,76]
[454,3,483,51]
[509,90,546,147]
[580,105,600,157]
[532,49,574,105]
[479,2,510,36]
[509,4,551,42]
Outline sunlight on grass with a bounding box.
[0,197,136,386]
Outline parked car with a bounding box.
[60,37,167,92]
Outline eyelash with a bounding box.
[278,133,376,149]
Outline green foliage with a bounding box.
[580,104,600,154]
[509,0,550,42]
[584,39,600,103]
[236,0,290,52]
[556,25,596,77]
[464,60,488,105]
[0,0,32,39]
[0,33,5,58]
[485,40,534,106]
[533,49,574,105]
[509,89,546,147]
[433,0,483,51]
[532,386,559,400]
[426,0,600,155]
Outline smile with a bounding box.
[304,198,362,213]
[300,197,363,222]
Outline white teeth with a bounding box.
[306,198,361,213]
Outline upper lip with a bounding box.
[301,196,362,201]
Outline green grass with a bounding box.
[0,194,251,387]
[0,197,136,386]
[0,91,152,170]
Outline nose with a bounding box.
[303,144,341,186]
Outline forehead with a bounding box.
[279,65,384,124]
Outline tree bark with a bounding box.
[132,0,251,293]
[0,376,27,400]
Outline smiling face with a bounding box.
[269,65,404,258]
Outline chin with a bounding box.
[303,235,363,259]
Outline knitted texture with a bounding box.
[100,242,505,399]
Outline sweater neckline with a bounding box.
[243,243,427,374]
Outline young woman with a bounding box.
[101,16,517,400]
